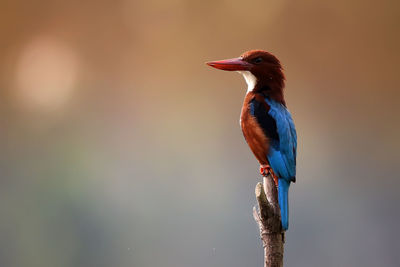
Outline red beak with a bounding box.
[206,57,251,71]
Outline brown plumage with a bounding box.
[240,92,269,165]
[240,50,286,105]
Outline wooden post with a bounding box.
[253,174,284,267]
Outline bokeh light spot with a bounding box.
[14,36,79,112]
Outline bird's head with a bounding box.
[206,50,285,105]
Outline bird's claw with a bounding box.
[260,164,279,186]
[260,165,271,176]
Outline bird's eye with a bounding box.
[253,57,263,64]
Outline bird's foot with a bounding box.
[260,165,279,186]
[260,164,271,176]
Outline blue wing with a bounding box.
[264,97,297,182]
[249,96,297,181]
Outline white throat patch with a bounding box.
[237,71,257,92]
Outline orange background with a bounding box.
[1,0,399,266]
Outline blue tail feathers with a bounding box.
[278,179,290,230]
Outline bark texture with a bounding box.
[253,174,284,267]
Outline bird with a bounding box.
[206,50,297,230]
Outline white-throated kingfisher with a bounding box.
[206,50,297,230]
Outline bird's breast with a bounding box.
[240,93,270,165]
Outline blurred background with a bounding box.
[1,0,399,266]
